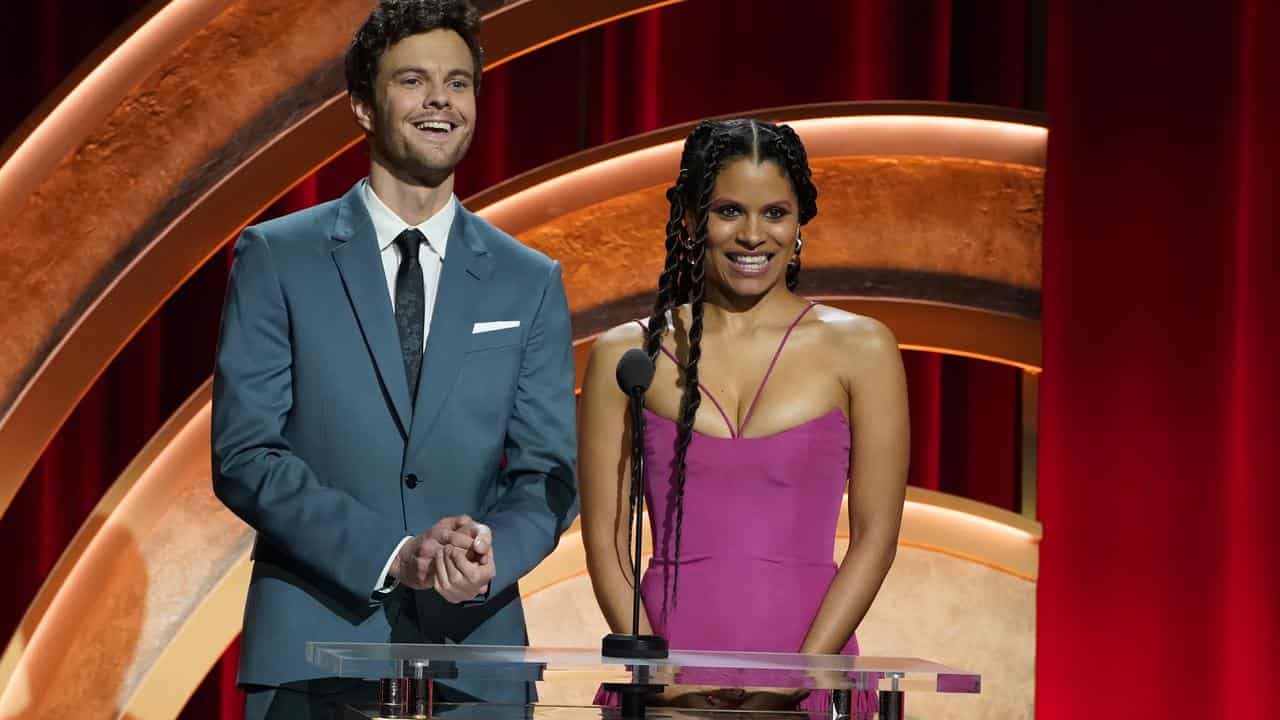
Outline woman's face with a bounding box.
[696,157,800,302]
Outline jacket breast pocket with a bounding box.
[467,327,522,353]
[454,335,522,430]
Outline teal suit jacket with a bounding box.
[212,182,578,700]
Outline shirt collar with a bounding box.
[361,178,454,258]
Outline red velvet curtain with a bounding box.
[1039,1,1279,716]
[1,2,1034,718]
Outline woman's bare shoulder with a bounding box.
[586,320,650,373]
[593,320,649,352]
[808,304,900,361]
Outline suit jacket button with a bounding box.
[403,473,419,489]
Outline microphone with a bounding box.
[602,348,669,660]
[615,348,655,397]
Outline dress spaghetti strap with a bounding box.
[631,319,738,436]
[736,302,817,436]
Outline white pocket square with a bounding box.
[472,320,520,334]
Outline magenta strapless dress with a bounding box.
[595,305,876,714]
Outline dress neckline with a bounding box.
[642,406,847,442]
[637,302,818,438]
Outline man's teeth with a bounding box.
[415,121,451,131]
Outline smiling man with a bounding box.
[211,2,578,718]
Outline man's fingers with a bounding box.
[466,539,492,564]
[430,515,468,541]
[415,537,441,559]
[414,555,433,584]
[428,516,486,544]
[414,522,494,603]
[433,549,452,593]
[466,525,492,562]
[472,528,491,553]
[451,547,488,584]
[444,514,474,532]
[445,530,475,549]
[445,547,470,586]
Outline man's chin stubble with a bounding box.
[386,152,457,188]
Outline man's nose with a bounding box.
[423,82,450,108]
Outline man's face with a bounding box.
[353,29,477,185]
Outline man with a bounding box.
[211,2,577,717]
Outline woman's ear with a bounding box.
[681,210,697,248]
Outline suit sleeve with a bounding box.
[479,261,579,598]
[211,228,407,608]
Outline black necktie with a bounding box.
[394,228,426,402]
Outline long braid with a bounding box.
[627,173,688,565]
[643,176,689,359]
[668,129,731,603]
[644,121,716,354]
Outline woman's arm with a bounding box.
[579,325,657,636]
[799,316,910,654]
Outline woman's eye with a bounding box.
[765,207,788,219]
[716,206,740,218]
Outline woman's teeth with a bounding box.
[727,253,772,275]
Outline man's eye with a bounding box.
[450,80,469,90]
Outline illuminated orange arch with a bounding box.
[0,0,1045,715]
[0,99,1045,718]
[0,0,686,520]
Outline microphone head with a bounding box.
[615,348,655,397]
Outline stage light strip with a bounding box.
[0,0,233,222]
[475,112,1047,237]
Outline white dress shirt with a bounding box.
[360,178,458,596]
[362,178,455,349]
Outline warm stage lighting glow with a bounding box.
[0,0,227,221]
[476,111,1047,236]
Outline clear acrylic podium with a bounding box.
[307,643,980,720]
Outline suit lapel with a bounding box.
[410,207,495,444]
[330,184,413,436]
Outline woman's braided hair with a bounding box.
[639,119,818,606]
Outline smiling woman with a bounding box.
[579,118,908,714]
[705,159,802,294]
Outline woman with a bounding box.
[579,118,909,713]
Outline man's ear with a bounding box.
[350,92,375,135]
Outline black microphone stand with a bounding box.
[602,383,668,659]
[602,350,668,718]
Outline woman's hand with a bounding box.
[736,689,809,711]
[651,686,748,709]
